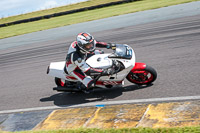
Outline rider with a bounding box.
[66,32,116,93]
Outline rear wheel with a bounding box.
[55,77,65,87]
[126,65,157,85]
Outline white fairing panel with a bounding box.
[48,61,67,80]
[86,54,113,69]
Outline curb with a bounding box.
[34,101,200,130]
[0,100,199,131]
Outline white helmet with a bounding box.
[76,32,96,54]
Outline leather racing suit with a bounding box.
[66,41,113,89]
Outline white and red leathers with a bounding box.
[66,41,110,88]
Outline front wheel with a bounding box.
[126,65,157,85]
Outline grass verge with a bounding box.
[1,126,200,133]
[0,0,199,39]
[0,0,121,24]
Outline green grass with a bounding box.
[0,0,199,39]
[1,126,199,133]
[0,0,121,24]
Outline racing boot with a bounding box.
[65,81,77,88]
[77,83,93,94]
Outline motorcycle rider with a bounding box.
[66,32,116,93]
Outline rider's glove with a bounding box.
[107,43,116,50]
[101,68,115,76]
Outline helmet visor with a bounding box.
[83,40,95,52]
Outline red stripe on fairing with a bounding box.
[84,68,103,73]
[66,76,77,80]
[92,68,103,72]
[96,80,123,85]
[96,81,104,85]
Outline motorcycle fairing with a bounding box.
[47,44,136,88]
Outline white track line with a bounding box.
[0,95,200,114]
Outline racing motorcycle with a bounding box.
[47,44,157,92]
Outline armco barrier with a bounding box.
[0,0,138,28]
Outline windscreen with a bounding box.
[109,44,132,59]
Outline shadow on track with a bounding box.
[40,84,152,107]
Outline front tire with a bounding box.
[126,65,157,85]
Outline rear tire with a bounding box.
[55,77,65,87]
[126,65,157,85]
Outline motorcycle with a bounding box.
[47,44,157,92]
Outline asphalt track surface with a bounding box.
[1,8,200,111]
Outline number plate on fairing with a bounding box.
[86,54,112,69]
